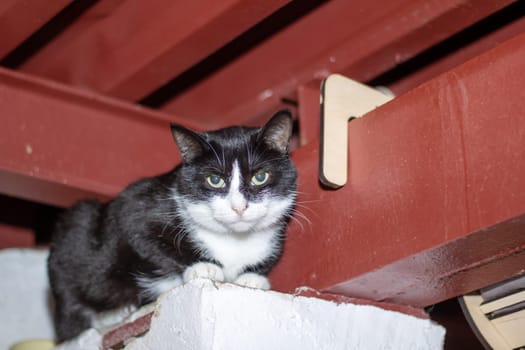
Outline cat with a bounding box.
[47,110,297,342]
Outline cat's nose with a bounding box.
[232,204,247,216]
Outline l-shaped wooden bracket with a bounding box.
[320,74,394,188]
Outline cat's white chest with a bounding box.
[193,228,275,281]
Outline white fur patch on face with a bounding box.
[211,163,254,232]
[174,159,294,281]
[228,160,247,215]
[179,160,293,235]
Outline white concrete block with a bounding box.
[125,280,445,350]
[0,249,445,350]
[0,249,54,350]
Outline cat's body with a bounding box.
[48,111,297,342]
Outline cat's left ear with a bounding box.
[170,124,207,162]
[259,110,294,154]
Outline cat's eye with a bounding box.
[206,175,225,189]
[251,170,270,186]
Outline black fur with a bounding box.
[47,111,297,342]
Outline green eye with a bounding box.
[206,175,225,189]
[251,170,270,186]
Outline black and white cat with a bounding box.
[48,110,297,342]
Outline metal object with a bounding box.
[460,275,525,350]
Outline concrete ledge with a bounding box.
[0,249,444,349]
[0,249,53,350]
[59,280,445,350]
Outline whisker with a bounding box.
[287,214,305,233]
[291,208,312,226]
[160,216,180,240]
[173,228,188,254]
[295,199,323,204]
[252,157,287,168]
[156,197,177,201]
[294,203,320,218]
[159,183,176,193]
[246,142,253,168]
[202,137,225,171]
[221,147,226,170]
[291,190,312,195]
[289,190,323,200]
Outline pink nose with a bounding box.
[232,205,247,216]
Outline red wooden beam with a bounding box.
[0,68,198,207]
[389,13,525,95]
[0,0,69,59]
[270,32,525,307]
[18,0,291,101]
[162,0,514,127]
[0,224,34,248]
[297,83,321,146]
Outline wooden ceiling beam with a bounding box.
[270,32,525,307]
[0,68,197,207]
[388,12,525,95]
[161,0,514,127]
[0,0,70,59]
[18,0,292,101]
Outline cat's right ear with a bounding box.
[259,110,294,154]
[170,124,207,162]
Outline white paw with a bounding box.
[183,262,224,283]
[234,273,270,290]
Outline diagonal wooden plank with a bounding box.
[0,67,201,207]
[0,0,70,59]
[161,0,515,128]
[0,223,34,248]
[18,0,291,101]
[270,32,525,307]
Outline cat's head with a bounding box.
[170,110,297,235]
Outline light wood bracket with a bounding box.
[319,74,394,188]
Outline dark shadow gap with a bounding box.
[0,194,62,245]
[428,298,485,350]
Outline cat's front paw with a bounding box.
[234,273,270,290]
[183,262,224,283]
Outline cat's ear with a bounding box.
[170,124,207,162]
[259,110,294,154]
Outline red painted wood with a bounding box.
[297,83,321,146]
[0,0,69,59]
[0,224,34,248]
[295,288,428,319]
[162,0,513,127]
[270,32,525,307]
[0,68,198,207]
[103,313,153,350]
[389,15,525,95]
[18,0,291,101]
[325,215,525,307]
